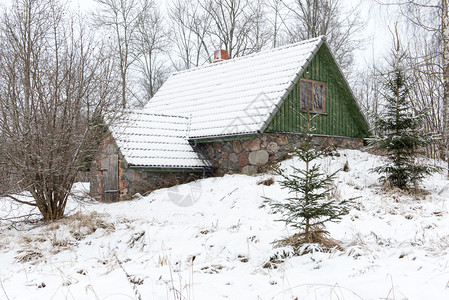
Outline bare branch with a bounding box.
[0,0,121,220]
[0,194,37,207]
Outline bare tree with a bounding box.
[404,0,448,165]
[266,0,290,47]
[0,0,120,221]
[443,0,449,174]
[168,0,213,70]
[202,0,271,58]
[94,0,151,108]
[353,65,381,131]
[280,0,364,73]
[168,0,271,70]
[134,0,169,104]
[403,35,445,158]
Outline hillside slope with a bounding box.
[0,150,448,299]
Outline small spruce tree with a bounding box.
[268,75,352,244]
[370,42,440,190]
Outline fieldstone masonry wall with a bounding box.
[91,133,362,201]
[198,133,362,176]
[122,169,200,200]
[90,136,200,201]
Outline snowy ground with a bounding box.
[1,150,449,300]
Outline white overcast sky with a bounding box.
[355,0,399,69]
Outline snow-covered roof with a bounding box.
[115,37,328,169]
[144,36,325,139]
[111,111,212,169]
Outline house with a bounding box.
[90,36,370,202]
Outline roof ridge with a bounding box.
[172,36,326,76]
[126,109,189,120]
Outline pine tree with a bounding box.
[370,43,440,190]
[267,75,352,243]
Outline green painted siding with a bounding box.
[266,44,369,138]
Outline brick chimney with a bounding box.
[213,49,229,63]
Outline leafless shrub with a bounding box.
[0,0,121,221]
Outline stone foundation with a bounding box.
[90,137,201,201]
[91,133,362,201]
[197,132,362,175]
[120,169,201,200]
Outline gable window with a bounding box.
[300,79,325,113]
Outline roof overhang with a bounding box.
[190,132,261,143]
[128,165,214,172]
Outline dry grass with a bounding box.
[257,177,275,186]
[64,211,115,240]
[15,249,43,263]
[264,229,343,268]
[128,231,146,250]
[15,211,115,263]
[274,231,343,253]
[380,180,430,199]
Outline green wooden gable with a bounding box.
[265,43,370,138]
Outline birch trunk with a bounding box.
[443,0,449,177]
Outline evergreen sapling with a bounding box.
[370,43,440,190]
[267,74,353,245]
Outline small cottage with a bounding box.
[90,36,369,202]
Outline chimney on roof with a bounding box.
[213,49,229,63]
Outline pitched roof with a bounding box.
[144,36,325,139]
[111,111,212,169]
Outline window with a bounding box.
[300,79,325,113]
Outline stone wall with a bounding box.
[197,133,363,175]
[91,132,362,201]
[121,169,201,200]
[90,137,201,201]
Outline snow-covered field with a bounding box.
[1,150,449,300]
